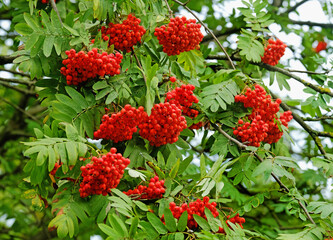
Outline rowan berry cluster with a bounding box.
[154,16,204,56]
[94,105,146,143]
[123,176,165,200]
[99,14,146,52]
[165,84,201,129]
[79,148,130,198]
[218,213,246,233]
[60,48,122,85]
[261,38,287,66]
[163,197,218,229]
[315,41,327,53]
[50,162,62,175]
[234,84,293,146]
[138,102,187,147]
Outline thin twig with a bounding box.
[0,80,35,95]
[0,96,40,122]
[289,19,333,28]
[172,0,236,69]
[284,68,329,75]
[283,0,309,14]
[0,68,31,77]
[163,0,174,18]
[132,49,147,83]
[302,116,333,121]
[0,77,35,86]
[50,0,63,26]
[207,55,333,97]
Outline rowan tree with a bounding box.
[0,0,333,239]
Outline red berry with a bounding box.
[170,76,177,82]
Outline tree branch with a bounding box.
[288,19,333,28]
[0,67,31,77]
[302,116,333,121]
[163,0,174,18]
[0,55,16,65]
[0,96,41,122]
[0,80,35,95]
[0,77,35,86]
[210,122,316,225]
[283,0,309,14]
[207,55,333,97]
[201,28,241,44]
[172,0,236,69]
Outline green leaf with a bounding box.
[43,35,55,57]
[175,233,184,240]
[66,216,75,238]
[129,217,139,238]
[65,87,88,109]
[169,159,180,179]
[98,223,118,237]
[48,146,56,171]
[177,211,188,232]
[24,145,47,156]
[66,141,78,166]
[193,214,210,231]
[204,208,219,232]
[15,23,33,35]
[147,212,168,234]
[106,91,119,104]
[252,159,273,182]
[108,213,128,238]
[25,33,40,50]
[133,200,148,211]
[164,208,177,232]
[24,13,40,31]
[37,147,48,166]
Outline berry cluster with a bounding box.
[79,148,130,198]
[138,102,187,147]
[218,213,246,234]
[50,162,62,175]
[163,197,219,229]
[99,14,146,52]
[94,105,146,143]
[60,48,122,85]
[154,16,204,56]
[123,176,165,199]
[315,41,327,53]
[261,38,287,66]
[165,84,201,129]
[234,85,293,146]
